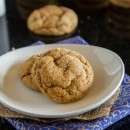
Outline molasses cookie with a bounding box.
[31,48,94,103]
[19,55,40,91]
[27,5,78,36]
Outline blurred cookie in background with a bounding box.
[107,18,130,39]
[73,0,109,11]
[109,0,130,23]
[16,0,58,20]
[107,0,130,39]
[110,0,130,9]
[27,5,78,36]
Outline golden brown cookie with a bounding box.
[19,55,40,91]
[31,48,94,103]
[27,5,78,36]
[110,0,130,8]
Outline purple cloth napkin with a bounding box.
[6,36,130,130]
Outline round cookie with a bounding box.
[31,48,94,103]
[27,5,78,36]
[19,55,40,91]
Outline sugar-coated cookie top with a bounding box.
[31,48,94,103]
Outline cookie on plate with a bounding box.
[27,5,78,36]
[31,48,94,103]
[19,55,40,91]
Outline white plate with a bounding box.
[0,44,124,118]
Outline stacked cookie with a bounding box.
[19,48,94,103]
[16,4,78,41]
[27,5,78,36]
[107,0,130,38]
[73,0,109,11]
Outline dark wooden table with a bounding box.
[0,0,130,129]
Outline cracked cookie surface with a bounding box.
[27,5,78,36]
[19,55,40,91]
[31,48,94,103]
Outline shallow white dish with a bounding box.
[0,44,124,118]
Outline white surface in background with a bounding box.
[0,0,5,17]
